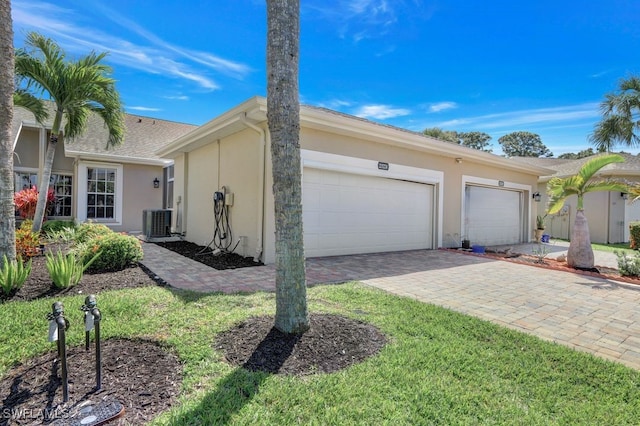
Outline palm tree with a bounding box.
[547,154,628,269]
[266,0,309,334]
[591,76,640,151]
[14,32,125,233]
[0,0,16,261]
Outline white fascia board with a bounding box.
[156,97,266,158]
[65,150,171,166]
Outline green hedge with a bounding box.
[630,221,640,250]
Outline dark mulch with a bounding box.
[0,338,182,426]
[216,314,387,375]
[153,240,263,270]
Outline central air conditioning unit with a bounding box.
[143,209,171,239]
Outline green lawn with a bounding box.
[2,283,639,425]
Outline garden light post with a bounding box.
[47,301,69,402]
[82,294,102,390]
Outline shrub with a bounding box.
[16,220,41,258]
[615,250,640,277]
[74,222,114,244]
[46,250,100,289]
[13,186,55,219]
[0,255,32,296]
[42,220,76,238]
[629,222,640,250]
[77,233,143,272]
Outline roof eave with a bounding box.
[65,150,171,166]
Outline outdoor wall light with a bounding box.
[532,192,541,202]
[455,157,463,164]
[621,192,629,200]
[153,177,160,189]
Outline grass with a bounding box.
[2,283,640,425]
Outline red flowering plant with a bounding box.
[14,186,56,219]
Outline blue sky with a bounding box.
[11,0,640,156]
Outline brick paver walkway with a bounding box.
[139,241,640,370]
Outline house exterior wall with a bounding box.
[540,180,632,244]
[119,163,165,233]
[13,128,41,169]
[177,117,541,265]
[184,141,221,246]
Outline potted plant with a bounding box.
[535,214,546,242]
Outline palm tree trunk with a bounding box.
[0,0,16,261]
[267,0,309,334]
[567,209,595,269]
[32,109,63,233]
[31,135,57,232]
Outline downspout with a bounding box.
[240,112,266,262]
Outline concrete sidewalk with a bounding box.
[139,241,640,370]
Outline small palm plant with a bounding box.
[0,255,32,296]
[547,153,629,269]
[46,250,101,289]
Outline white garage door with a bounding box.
[465,185,523,246]
[303,168,434,257]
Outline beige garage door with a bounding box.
[303,168,434,257]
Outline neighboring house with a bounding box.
[157,96,553,264]
[12,104,197,233]
[514,153,640,244]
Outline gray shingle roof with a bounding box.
[13,103,197,163]
[510,152,640,179]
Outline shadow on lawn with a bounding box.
[171,329,297,424]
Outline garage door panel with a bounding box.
[303,168,434,257]
[465,186,522,246]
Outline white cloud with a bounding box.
[434,103,601,131]
[164,95,190,101]
[127,106,161,112]
[354,104,411,119]
[12,0,250,90]
[428,102,457,113]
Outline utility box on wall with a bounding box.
[143,209,172,238]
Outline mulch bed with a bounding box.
[153,240,262,270]
[0,338,182,426]
[216,314,387,375]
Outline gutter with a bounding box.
[239,112,266,263]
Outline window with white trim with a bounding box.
[14,170,73,218]
[86,167,116,219]
[78,162,123,224]
[163,164,174,209]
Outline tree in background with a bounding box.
[266,0,309,334]
[556,148,608,159]
[591,76,640,152]
[547,154,628,269]
[423,128,493,152]
[498,131,553,157]
[0,0,15,261]
[15,32,125,233]
[458,131,492,152]
[423,127,457,143]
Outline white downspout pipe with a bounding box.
[240,113,266,262]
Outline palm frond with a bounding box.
[13,90,48,124]
[577,154,624,182]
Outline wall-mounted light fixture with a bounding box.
[532,192,541,202]
[153,177,160,189]
[455,157,462,164]
[621,192,629,200]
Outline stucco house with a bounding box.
[522,153,640,244]
[157,96,553,264]
[12,104,197,233]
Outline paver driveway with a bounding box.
[140,242,640,370]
